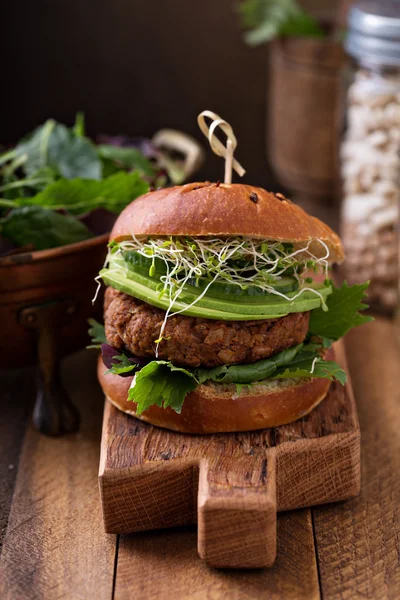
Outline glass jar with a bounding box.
[340,1,400,313]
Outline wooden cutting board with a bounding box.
[99,341,360,569]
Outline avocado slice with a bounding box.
[101,265,331,320]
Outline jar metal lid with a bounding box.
[346,1,400,66]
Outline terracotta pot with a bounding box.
[0,234,108,369]
[268,38,344,199]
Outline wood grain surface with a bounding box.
[1,317,399,598]
[0,351,117,600]
[0,367,35,552]
[115,511,320,600]
[99,340,360,569]
[313,320,400,600]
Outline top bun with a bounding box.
[111,182,344,264]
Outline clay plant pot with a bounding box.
[268,37,344,200]
[0,235,108,435]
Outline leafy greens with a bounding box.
[309,281,373,341]
[0,206,93,250]
[0,114,151,251]
[237,0,324,47]
[3,171,149,216]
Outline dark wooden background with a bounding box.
[1,0,336,188]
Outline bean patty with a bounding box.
[104,287,310,368]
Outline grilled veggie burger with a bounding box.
[93,181,371,433]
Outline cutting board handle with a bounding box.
[197,452,277,568]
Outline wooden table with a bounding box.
[0,317,399,599]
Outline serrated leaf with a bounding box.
[88,319,107,344]
[309,281,373,340]
[128,361,197,414]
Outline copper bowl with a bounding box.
[0,233,108,368]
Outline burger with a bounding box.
[93,181,371,434]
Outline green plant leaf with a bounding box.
[124,339,346,414]
[195,343,303,384]
[47,125,101,180]
[0,206,92,250]
[73,112,85,137]
[97,145,157,177]
[105,353,139,376]
[309,281,373,341]
[280,11,325,37]
[14,121,102,180]
[10,171,149,216]
[128,361,198,414]
[88,319,107,344]
[275,359,347,385]
[238,0,324,46]
[14,120,56,176]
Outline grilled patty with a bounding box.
[104,287,310,368]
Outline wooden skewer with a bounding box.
[225,139,233,185]
[197,110,246,184]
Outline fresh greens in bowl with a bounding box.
[0,114,170,253]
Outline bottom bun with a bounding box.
[97,351,334,434]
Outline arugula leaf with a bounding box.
[237,0,324,47]
[88,319,107,345]
[0,206,92,250]
[128,361,198,414]
[309,281,373,341]
[10,171,149,216]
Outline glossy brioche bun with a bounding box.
[110,182,344,264]
[97,350,334,434]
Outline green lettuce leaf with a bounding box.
[0,205,92,250]
[97,145,156,177]
[195,344,303,384]
[15,120,102,180]
[126,341,346,414]
[128,361,197,414]
[10,171,149,216]
[309,281,373,341]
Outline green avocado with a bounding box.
[100,263,332,320]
